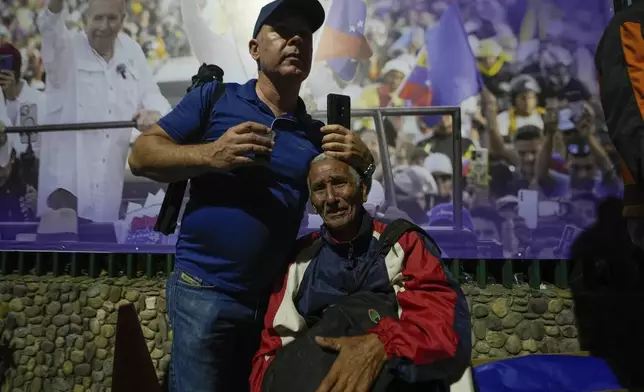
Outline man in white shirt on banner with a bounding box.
[36,0,171,223]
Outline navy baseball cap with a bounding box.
[252,0,326,38]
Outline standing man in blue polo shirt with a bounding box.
[128,0,375,391]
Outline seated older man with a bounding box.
[250,154,470,392]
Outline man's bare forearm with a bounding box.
[48,0,64,14]
[129,134,212,183]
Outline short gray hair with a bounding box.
[308,153,361,191]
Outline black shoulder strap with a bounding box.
[376,219,442,257]
[186,63,227,142]
[200,82,226,141]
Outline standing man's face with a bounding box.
[84,0,126,55]
[249,13,313,82]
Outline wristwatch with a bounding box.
[361,162,376,178]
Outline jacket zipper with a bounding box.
[347,242,359,293]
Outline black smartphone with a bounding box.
[327,93,351,129]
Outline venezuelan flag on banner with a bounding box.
[422,4,482,127]
[426,4,482,107]
[315,0,373,81]
[397,47,432,107]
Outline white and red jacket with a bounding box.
[250,213,471,391]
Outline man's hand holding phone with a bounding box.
[324,93,373,174]
[202,121,275,171]
[321,125,373,172]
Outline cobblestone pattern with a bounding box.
[0,277,580,391]
[462,284,579,359]
[0,276,169,392]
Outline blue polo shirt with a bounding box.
[158,80,323,293]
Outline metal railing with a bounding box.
[0,251,174,279]
[2,120,138,134]
[0,251,570,289]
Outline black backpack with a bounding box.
[261,219,447,392]
[154,64,227,235]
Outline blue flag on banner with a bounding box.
[426,4,482,108]
[315,0,373,81]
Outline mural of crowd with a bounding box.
[296,0,616,260]
[0,0,620,260]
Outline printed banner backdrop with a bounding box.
[0,0,617,261]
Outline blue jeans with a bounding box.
[166,269,266,392]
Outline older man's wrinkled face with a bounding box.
[309,159,366,230]
[84,0,125,55]
[250,12,313,82]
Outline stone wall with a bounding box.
[0,276,169,392]
[462,284,579,358]
[0,276,580,391]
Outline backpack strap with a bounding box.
[153,65,226,235]
[200,82,226,141]
[375,218,442,257]
[186,63,227,143]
